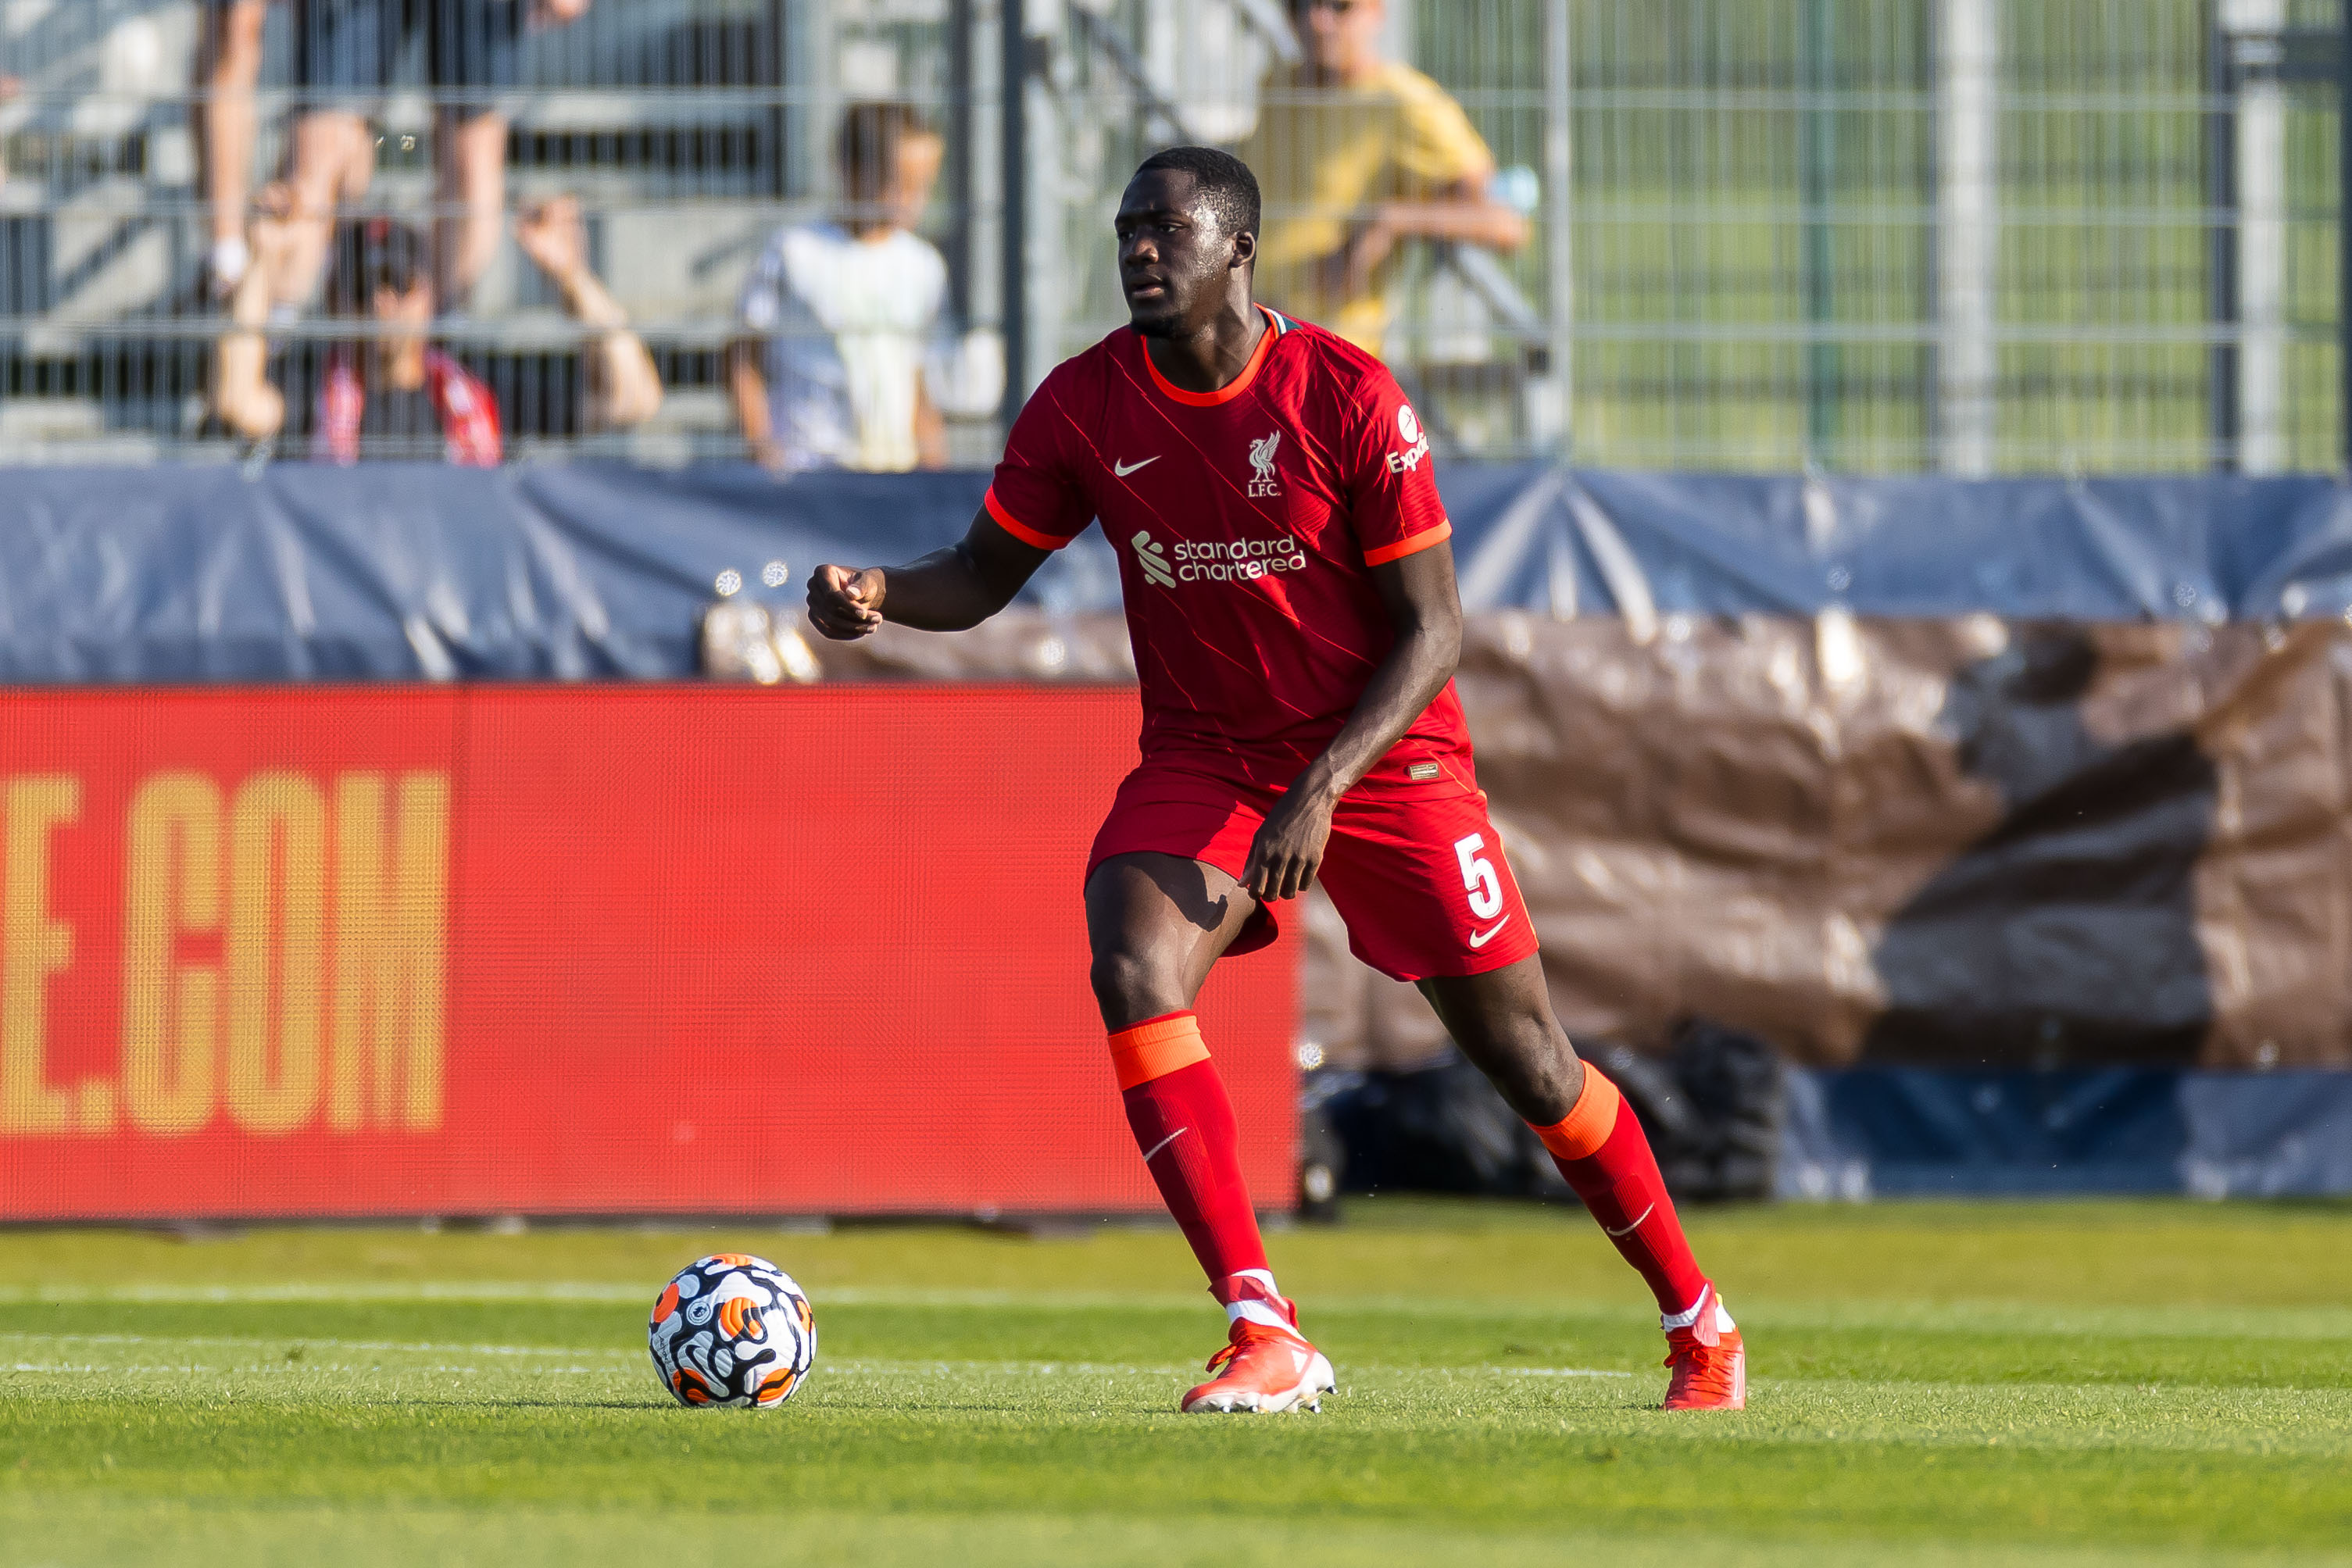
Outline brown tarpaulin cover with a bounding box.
[801,611,2352,1072]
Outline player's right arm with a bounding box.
[809,363,1095,640]
[805,513,1053,639]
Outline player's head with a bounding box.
[1117,147,1261,338]
[838,100,943,234]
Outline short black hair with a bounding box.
[1133,146,1260,240]
[327,216,431,315]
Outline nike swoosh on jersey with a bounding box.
[1113,456,1159,477]
[1467,917,1511,949]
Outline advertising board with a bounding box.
[0,687,1297,1220]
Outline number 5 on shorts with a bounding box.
[1453,833,1504,920]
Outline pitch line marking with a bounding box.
[12,1285,2343,1340]
[0,1337,1635,1382]
[0,1282,650,1306]
[0,1330,640,1359]
[9,1361,612,1377]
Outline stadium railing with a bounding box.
[4,0,2348,473]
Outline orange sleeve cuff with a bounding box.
[984,487,1077,551]
[1531,1066,1622,1163]
[1363,517,1452,567]
[1108,1012,1210,1091]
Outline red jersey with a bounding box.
[984,308,1474,794]
[314,348,502,466]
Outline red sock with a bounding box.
[1531,1066,1708,1316]
[1111,1013,1271,1299]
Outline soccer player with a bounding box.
[806,147,1745,1415]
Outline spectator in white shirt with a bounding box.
[727,102,953,474]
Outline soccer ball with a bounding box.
[648,1253,816,1409]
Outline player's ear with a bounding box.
[1229,227,1256,272]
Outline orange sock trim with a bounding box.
[1109,1012,1210,1091]
[1531,1066,1623,1163]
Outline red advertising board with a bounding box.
[0,687,1297,1220]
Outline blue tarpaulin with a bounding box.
[7,463,2352,680]
[1778,1068,2352,1198]
[7,459,2350,1193]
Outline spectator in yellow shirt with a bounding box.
[1241,0,1528,356]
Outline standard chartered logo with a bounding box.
[1130,529,1307,588]
[1130,530,1178,589]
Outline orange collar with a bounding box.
[1138,305,1281,408]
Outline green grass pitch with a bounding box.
[2,1198,2348,1566]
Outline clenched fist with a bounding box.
[806,565,886,640]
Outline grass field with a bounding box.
[3,1198,2350,1566]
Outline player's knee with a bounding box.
[1088,945,1181,1026]
[1446,1002,1551,1060]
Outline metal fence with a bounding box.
[2,0,2347,472]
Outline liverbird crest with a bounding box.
[1249,430,1281,478]
[1246,431,1283,496]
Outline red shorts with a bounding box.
[1085,761,1541,982]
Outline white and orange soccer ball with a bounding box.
[648,1253,816,1409]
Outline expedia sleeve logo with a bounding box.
[1131,530,1307,587]
[1389,405,1430,474]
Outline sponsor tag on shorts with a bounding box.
[1407,763,1442,781]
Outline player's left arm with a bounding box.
[1240,542,1463,902]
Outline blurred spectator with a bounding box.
[215,197,657,463]
[1239,0,1528,356]
[199,0,591,308]
[727,102,952,475]
[196,3,267,295]
[0,76,18,191]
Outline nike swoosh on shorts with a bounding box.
[1468,918,1511,949]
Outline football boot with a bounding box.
[1181,1300,1335,1415]
[1661,1281,1746,1411]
